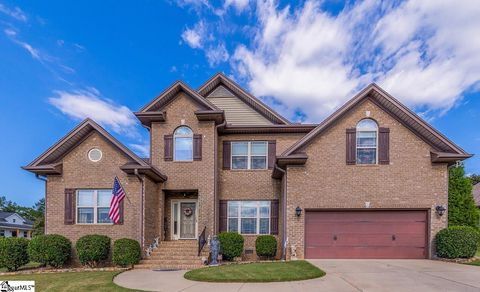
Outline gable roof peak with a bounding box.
[281,83,470,158]
[139,80,218,113]
[198,73,290,125]
[24,118,149,170]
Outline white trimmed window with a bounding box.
[227,201,270,234]
[231,141,267,170]
[77,190,113,224]
[174,126,193,161]
[356,119,378,164]
[0,230,4,237]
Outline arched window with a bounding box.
[356,119,378,164]
[174,126,193,161]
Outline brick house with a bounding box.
[23,73,471,268]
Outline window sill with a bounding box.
[172,161,194,163]
[228,169,270,172]
[75,223,115,226]
[353,164,380,167]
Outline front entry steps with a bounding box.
[135,240,209,270]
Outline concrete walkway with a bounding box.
[114,260,480,292]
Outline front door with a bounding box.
[171,200,197,240]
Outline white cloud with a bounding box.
[4,28,43,60]
[180,0,480,122]
[181,21,205,49]
[129,143,150,157]
[206,43,229,66]
[0,3,27,22]
[48,89,139,137]
[224,0,250,12]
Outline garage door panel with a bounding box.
[305,210,427,259]
[305,222,426,234]
[305,233,426,247]
[306,211,426,222]
[306,246,426,259]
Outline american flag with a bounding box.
[108,176,126,224]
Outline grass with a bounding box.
[184,260,325,283]
[0,271,139,291]
[0,262,42,273]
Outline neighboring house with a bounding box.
[474,183,480,209]
[23,73,471,264]
[0,212,34,238]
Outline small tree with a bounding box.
[448,166,479,228]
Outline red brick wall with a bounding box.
[285,99,448,259]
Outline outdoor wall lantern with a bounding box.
[435,205,446,217]
[295,206,302,217]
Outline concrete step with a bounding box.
[144,254,202,260]
[135,263,205,270]
[140,259,205,265]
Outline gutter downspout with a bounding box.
[134,169,145,250]
[274,165,287,260]
[35,174,48,234]
[214,120,227,235]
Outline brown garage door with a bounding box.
[305,210,427,259]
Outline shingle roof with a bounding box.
[0,212,34,229]
[473,183,480,207]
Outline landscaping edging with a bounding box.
[0,266,129,276]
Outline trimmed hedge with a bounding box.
[76,234,111,267]
[112,238,141,267]
[218,232,244,261]
[255,235,277,259]
[0,237,29,271]
[435,226,480,259]
[28,234,71,268]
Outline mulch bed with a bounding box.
[0,266,129,276]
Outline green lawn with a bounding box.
[0,271,139,291]
[184,260,325,283]
[476,248,480,257]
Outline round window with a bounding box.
[88,148,103,162]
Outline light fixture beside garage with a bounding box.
[435,205,446,217]
[295,206,302,217]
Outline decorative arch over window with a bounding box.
[174,126,193,161]
[356,118,378,164]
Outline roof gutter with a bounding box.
[275,165,288,261]
[214,120,227,235]
[35,174,47,235]
[134,169,145,250]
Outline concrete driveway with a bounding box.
[114,260,480,292]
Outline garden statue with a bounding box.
[210,235,220,266]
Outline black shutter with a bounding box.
[164,134,173,161]
[222,141,231,170]
[378,127,390,165]
[270,200,279,235]
[219,200,228,232]
[346,128,356,165]
[268,140,276,169]
[64,188,75,225]
[193,134,202,161]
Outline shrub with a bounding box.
[436,226,480,258]
[448,166,480,228]
[75,235,111,267]
[0,237,29,271]
[255,235,277,259]
[112,238,141,267]
[28,234,71,268]
[218,232,244,261]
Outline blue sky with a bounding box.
[1,0,479,206]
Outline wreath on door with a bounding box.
[183,207,193,217]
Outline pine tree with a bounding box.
[448,166,479,228]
